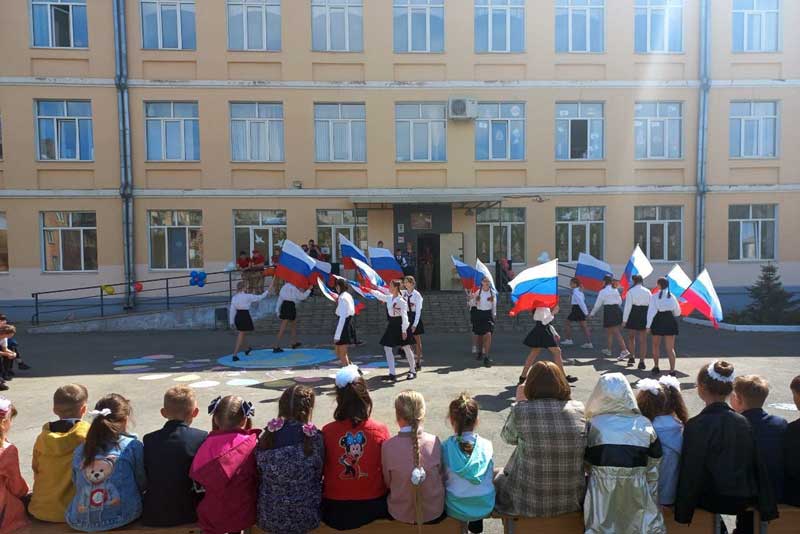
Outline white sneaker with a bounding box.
[601,349,612,357]
[471,346,478,354]
[619,350,631,359]
[581,343,594,349]
[560,339,574,346]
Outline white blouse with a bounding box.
[646,291,682,328]
[371,291,411,331]
[228,289,270,325]
[623,284,652,322]
[533,307,555,325]
[404,289,424,328]
[474,289,497,316]
[590,285,622,316]
[571,287,588,316]
[275,283,311,316]
[334,292,355,341]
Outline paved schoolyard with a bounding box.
[4,322,799,533]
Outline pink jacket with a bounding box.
[189,428,260,534]
[0,444,29,534]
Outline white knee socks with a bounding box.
[401,346,416,372]
[384,346,396,375]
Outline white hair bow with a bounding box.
[335,364,361,389]
[88,408,112,418]
[636,378,662,396]
[707,362,735,383]
[0,397,11,416]
[659,375,681,391]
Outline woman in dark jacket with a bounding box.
[675,360,778,525]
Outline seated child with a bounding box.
[382,390,445,525]
[142,386,207,527]
[66,394,146,532]
[584,373,664,533]
[0,314,29,373]
[321,366,391,531]
[675,361,778,526]
[30,384,91,522]
[442,393,495,534]
[0,397,29,533]
[785,375,800,506]
[190,395,259,534]
[0,325,17,389]
[635,376,688,506]
[256,385,324,534]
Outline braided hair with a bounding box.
[656,277,671,299]
[259,384,316,456]
[448,393,479,455]
[394,390,427,530]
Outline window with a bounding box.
[555,206,604,262]
[733,0,780,52]
[475,103,525,161]
[729,101,778,158]
[234,210,287,261]
[227,0,281,51]
[36,100,94,161]
[634,0,682,53]
[555,0,604,53]
[635,102,683,159]
[141,0,196,50]
[555,102,604,160]
[312,0,363,52]
[40,212,97,272]
[146,102,200,161]
[394,0,444,53]
[316,209,368,263]
[314,103,366,162]
[396,103,446,162]
[634,206,682,261]
[475,0,525,53]
[230,103,284,162]
[476,208,525,265]
[0,212,8,273]
[148,210,203,269]
[728,204,776,261]
[31,0,88,48]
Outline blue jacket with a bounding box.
[441,433,495,522]
[742,408,788,502]
[66,433,146,532]
[652,415,683,505]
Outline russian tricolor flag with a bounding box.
[575,253,613,292]
[339,234,369,270]
[317,277,339,303]
[451,256,478,291]
[351,257,389,294]
[620,245,654,297]
[681,269,724,328]
[311,259,332,286]
[276,240,316,290]
[368,247,405,283]
[475,258,496,291]
[508,259,559,317]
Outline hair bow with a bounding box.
[0,397,11,418]
[411,466,427,486]
[266,417,284,433]
[208,396,222,415]
[88,408,112,418]
[707,362,735,383]
[335,364,361,389]
[635,378,663,396]
[302,423,318,437]
[659,375,681,391]
[241,401,255,418]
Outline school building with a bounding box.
[0,1,798,308]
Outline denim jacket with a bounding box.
[66,433,146,532]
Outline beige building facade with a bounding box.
[0,0,798,307]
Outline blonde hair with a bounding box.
[0,400,18,442]
[53,384,89,419]
[212,395,251,431]
[163,386,197,419]
[394,390,427,530]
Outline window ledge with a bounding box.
[635,159,685,163]
[40,270,99,275]
[36,160,95,164]
[474,51,527,55]
[728,259,777,264]
[147,269,204,273]
[30,46,90,51]
[144,160,201,164]
[396,160,448,164]
[393,51,446,55]
[475,160,528,163]
[555,159,607,163]
[634,51,686,56]
[728,158,780,162]
[226,49,282,54]
[231,161,286,165]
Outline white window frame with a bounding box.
[35,100,94,162]
[393,0,444,53]
[147,210,203,270]
[634,206,683,262]
[0,211,8,273]
[475,102,526,161]
[229,102,284,162]
[555,206,605,263]
[635,0,683,53]
[634,101,683,160]
[30,0,88,49]
[314,103,366,163]
[729,101,778,159]
[226,0,281,51]
[732,0,781,52]
[233,210,287,260]
[316,209,368,263]
[556,0,605,53]
[728,204,777,261]
[555,102,604,161]
[475,0,525,53]
[40,211,97,272]
[141,0,196,50]
[395,102,447,162]
[476,208,526,266]
[311,0,363,52]
[145,101,200,162]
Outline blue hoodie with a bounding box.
[441,433,495,522]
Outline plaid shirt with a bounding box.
[495,399,587,517]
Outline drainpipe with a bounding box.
[694,0,711,275]
[113,0,136,308]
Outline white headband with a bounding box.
[335,364,361,389]
[0,397,11,416]
[636,378,663,396]
[707,362,735,383]
[659,375,681,391]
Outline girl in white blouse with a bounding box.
[370,280,417,382]
[333,278,357,367]
[229,281,272,361]
[403,276,425,371]
[589,276,631,360]
[471,277,498,368]
[561,277,594,349]
[623,274,652,369]
[647,278,682,376]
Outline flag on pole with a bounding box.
[680,269,724,328]
[575,253,613,292]
[451,256,478,291]
[310,259,332,286]
[338,234,369,270]
[368,247,405,283]
[661,264,696,315]
[317,277,338,302]
[351,258,390,294]
[275,240,316,290]
[475,258,496,292]
[620,245,654,297]
[331,275,368,314]
[508,259,559,317]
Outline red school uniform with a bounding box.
[322,418,390,501]
[0,444,30,533]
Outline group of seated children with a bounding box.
[0,362,798,534]
[0,313,30,391]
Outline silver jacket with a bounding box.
[584,373,665,534]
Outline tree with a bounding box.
[743,263,798,324]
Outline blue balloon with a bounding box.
[190,270,199,279]
[197,280,205,288]
[198,271,207,281]
[189,278,197,286]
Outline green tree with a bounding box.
[744,263,798,324]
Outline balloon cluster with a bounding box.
[189,271,207,288]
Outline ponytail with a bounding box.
[394,391,427,531]
[448,393,479,456]
[656,277,670,300]
[83,394,131,467]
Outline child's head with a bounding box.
[395,390,426,430]
[83,394,132,467]
[0,324,16,340]
[334,278,349,294]
[602,275,613,288]
[570,277,581,289]
[53,384,89,420]
[0,313,7,325]
[209,395,254,432]
[239,251,247,258]
[790,375,800,411]
[403,276,416,291]
[161,385,199,423]
[523,361,571,401]
[448,393,479,455]
[696,360,736,403]
[389,279,402,296]
[731,375,770,413]
[334,368,373,427]
[635,376,688,424]
[480,277,491,290]
[236,281,245,292]
[259,385,316,454]
[632,274,644,286]
[0,397,17,442]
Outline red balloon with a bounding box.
[133,282,143,293]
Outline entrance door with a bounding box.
[416,234,439,291]
[439,233,464,291]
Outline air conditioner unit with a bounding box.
[448,98,478,120]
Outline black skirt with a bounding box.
[625,305,648,331]
[234,309,254,332]
[408,311,425,336]
[651,311,679,336]
[380,316,413,347]
[469,307,478,330]
[335,316,356,346]
[567,305,587,322]
[603,304,623,328]
[279,300,297,321]
[524,321,559,348]
[473,309,495,336]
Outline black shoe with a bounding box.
[638,361,646,370]
[381,374,397,382]
[651,366,661,375]
[17,361,31,371]
[273,347,284,353]
[291,342,302,349]
[627,357,635,367]
[406,371,417,380]
[6,370,14,378]
[518,375,527,385]
[482,356,492,368]
[476,352,483,361]
[566,375,579,383]
[244,347,252,356]
[0,382,7,391]
[415,360,422,372]
[232,355,240,362]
